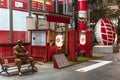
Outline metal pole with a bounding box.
[9,0,13,44]
[55,0,58,13]
[73,0,78,30]
[117,0,120,37]
[28,0,31,17]
[44,0,46,12]
[118,1,120,28]
[88,9,90,29]
[63,0,65,14]
[66,0,68,14]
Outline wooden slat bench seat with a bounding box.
[0,56,37,75]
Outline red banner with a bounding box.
[12,0,28,12]
[0,0,7,8]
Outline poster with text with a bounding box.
[12,0,28,12]
[0,0,7,8]
[31,0,54,12]
[31,0,44,11]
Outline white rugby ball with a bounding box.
[95,18,116,45]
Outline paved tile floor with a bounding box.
[0,53,120,80]
[0,62,56,80]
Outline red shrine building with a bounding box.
[0,0,93,62]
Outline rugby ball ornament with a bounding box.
[95,18,116,45]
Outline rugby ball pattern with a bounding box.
[95,18,116,45]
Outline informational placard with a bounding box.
[12,0,28,12]
[38,19,48,29]
[26,17,35,30]
[0,0,7,8]
[32,31,46,46]
[54,54,69,68]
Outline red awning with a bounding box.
[46,14,71,24]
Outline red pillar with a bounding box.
[69,30,78,61]
[78,0,87,31]
[78,0,87,51]
[78,0,92,58]
[85,30,93,57]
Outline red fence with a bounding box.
[0,30,27,44]
[0,44,57,62]
[0,43,30,58]
[30,46,48,62]
[0,45,13,57]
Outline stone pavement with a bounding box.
[0,62,56,80]
[0,52,120,80]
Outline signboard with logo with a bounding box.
[54,54,69,68]
[80,32,86,45]
[55,35,63,47]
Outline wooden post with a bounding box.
[65,24,68,54]
[54,22,57,42]
[35,14,38,29]
[47,22,50,43]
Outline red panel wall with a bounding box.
[0,30,10,43]
[13,31,28,43]
[0,30,29,58]
[85,30,93,58]
[0,30,27,43]
[31,46,48,62]
[48,46,58,61]
[68,30,77,61]
[0,44,30,58]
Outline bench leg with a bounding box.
[0,66,10,75]
[27,65,31,69]
[27,65,37,71]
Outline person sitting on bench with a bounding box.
[13,40,36,76]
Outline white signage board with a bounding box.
[55,35,63,47]
[32,31,46,46]
[26,17,35,30]
[80,33,86,45]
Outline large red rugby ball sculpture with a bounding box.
[95,18,116,45]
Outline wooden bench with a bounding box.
[0,56,37,75]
